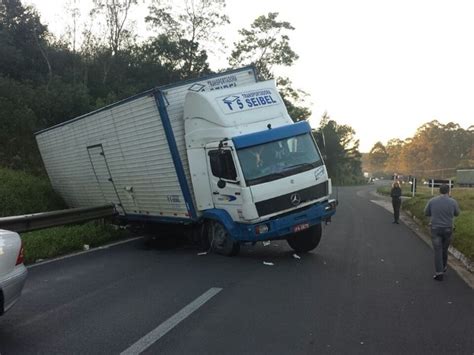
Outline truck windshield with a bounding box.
[236,133,323,186]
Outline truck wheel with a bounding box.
[207,221,240,256]
[286,223,322,253]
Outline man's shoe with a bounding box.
[443,266,448,273]
[433,274,444,281]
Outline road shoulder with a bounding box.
[370,190,474,289]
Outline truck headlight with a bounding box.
[325,199,338,211]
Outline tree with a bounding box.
[384,138,404,175]
[399,121,454,177]
[277,77,311,122]
[367,141,388,174]
[377,121,474,179]
[0,0,51,84]
[90,0,138,84]
[146,0,228,78]
[314,113,363,185]
[229,12,310,121]
[91,0,137,56]
[229,12,298,80]
[137,34,210,81]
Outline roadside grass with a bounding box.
[0,167,66,216]
[378,185,474,261]
[21,221,128,265]
[1,166,129,264]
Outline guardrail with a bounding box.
[0,204,117,233]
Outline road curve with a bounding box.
[0,184,472,354]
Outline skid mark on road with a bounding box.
[120,287,223,354]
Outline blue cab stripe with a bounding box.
[232,121,312,149]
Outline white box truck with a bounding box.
[456,169,474,187]
[35,67,337,255]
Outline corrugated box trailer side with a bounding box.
[457,169,474,187]
[36,67,257,223]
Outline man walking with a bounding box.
[424,184,460,281]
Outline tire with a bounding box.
[286,223,322,253]
[207,220,240,256]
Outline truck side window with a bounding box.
[208,150,237,181]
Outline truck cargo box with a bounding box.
[36,67,257,222]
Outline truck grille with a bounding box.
[255,181,328,216]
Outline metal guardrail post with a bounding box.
[0,204,117,233]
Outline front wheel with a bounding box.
[286,223,322,253]
[206,221,240,256]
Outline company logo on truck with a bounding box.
[207,75,238,91]
[290,193,301,206]
[217,194,237,202]
[218,89,279,114]
[188,75,238,93]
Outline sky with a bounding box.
[26,0,474,152]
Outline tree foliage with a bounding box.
[229,12,310,121]
[229,12,297,80]
[365,120,474,178]
[146,0,228,78]
[0,0,49,83]
[367,141,388,174]
[314,113,364,185]
[0,0,364,185]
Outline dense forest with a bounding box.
[0,0,365,184]
[365,121,474,179]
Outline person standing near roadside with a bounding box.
[390,181,402,224]
[424,184,460,281]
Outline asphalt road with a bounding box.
[1,184,473,354]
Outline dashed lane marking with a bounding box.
[120,287,223,354]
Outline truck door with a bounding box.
[206,147,243,221]
[87,145,125,214]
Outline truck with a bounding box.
[456,169,474,187]
[35,66,337,256]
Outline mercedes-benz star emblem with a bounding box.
[290,193,301,206]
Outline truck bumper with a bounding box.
[233,199,337,242]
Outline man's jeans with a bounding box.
[431,227,452,274]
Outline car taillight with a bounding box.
[16,241,25,265]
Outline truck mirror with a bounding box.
[217,179,226,189]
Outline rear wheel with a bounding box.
[206,221,240,256]
[286,223,322,253]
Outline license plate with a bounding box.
[293,223,310,233]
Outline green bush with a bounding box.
[0,167,66,217]
[22,222,127,264]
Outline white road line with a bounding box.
[120,287,223,355]
[27,237,143,269]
